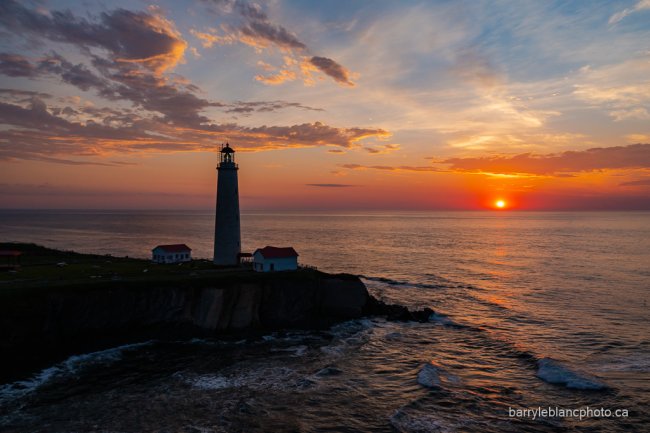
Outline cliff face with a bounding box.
[0,273,369,383]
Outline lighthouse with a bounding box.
[213,142,241,265]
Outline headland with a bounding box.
[0,243,432,384]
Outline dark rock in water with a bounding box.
[315,366,343,377]
[363,296,433,323]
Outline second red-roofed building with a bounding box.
[252,246,299,272]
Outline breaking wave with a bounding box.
[536,358,609,390]
[0,341,153,403]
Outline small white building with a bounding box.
[152,244,192,264]
[253,246,298,272]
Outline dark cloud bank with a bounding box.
[0,1,383,163]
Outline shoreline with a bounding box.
[0,243,432,384]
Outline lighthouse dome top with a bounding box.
[220,143,235,153]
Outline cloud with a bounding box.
[0,53,37,77]
[573,57,650,121]
[442,144,650,175]
[38,54,109,92]
[226,100,323,114]
[196,0,355,86]
[626,134,650,143]
[305,183,358,187]
[0,2,385,164]
[239,16,306,51]
[609,0,650,24]
[309,56,354,86]
[0,1,187,74]
[364,144,400,154]
[0,97,388,162]
[0,88,51,100]
[191,28,237,48]
[254,68,297,85]
[620,178,650,186]
[341,164,439,172]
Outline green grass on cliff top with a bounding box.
[0,243,352,296]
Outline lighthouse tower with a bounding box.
[213,142,241,265]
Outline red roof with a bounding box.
[254,246,298,259]
[0,250,22,257]
[152,244,191,253]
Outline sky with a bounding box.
[1,0,650,210]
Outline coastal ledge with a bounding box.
[0,243,432,383]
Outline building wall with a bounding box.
[152,250,191,264]
[252,253,298,272]
[214,161,241,266]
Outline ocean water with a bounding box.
[0,210,649,432]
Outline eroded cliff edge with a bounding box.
[0,244,432,384]
[1,270,375,382]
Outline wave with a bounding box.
[270,345,308,357]
[536,358,609,390]
[362,274,482,292]
[360,275,447,290]
[428,312,468,329]
[0,341,153,403]
[183,366,311,391]
[595,356,650,373]
[320,319,375,357]
[390,409,457,433]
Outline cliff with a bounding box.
[1,270,371,383]
[0,243,432,384]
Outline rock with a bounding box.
[363,296,433,323]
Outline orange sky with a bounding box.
[1,1,649,210]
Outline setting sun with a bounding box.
[495,200,506,209]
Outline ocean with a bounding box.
[1,210,649,432]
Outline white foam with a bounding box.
[417,363,442,388]
[186,366,301,391]
[270,345,308,357]
[596,356,650,373]
[428,313,458,327]
[536,358,608,390]
[0,341,153,403]
[390,410,455,433]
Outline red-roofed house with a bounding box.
[253,246,298,272]
[152,244,192,264]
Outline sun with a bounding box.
[495,200,506,209]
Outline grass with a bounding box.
[0,243,329,295]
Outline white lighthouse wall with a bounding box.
[213,164,241,265]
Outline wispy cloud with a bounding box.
[341,164,439,172]
[305,183,358,187]
[195,0,355,86]
[620,178,650,186]
[609,0,650,25]
[442,144,650,175]
[573,57,650,121]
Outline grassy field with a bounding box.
[0,243,330,294]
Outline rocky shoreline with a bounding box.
[0,244,432,384]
